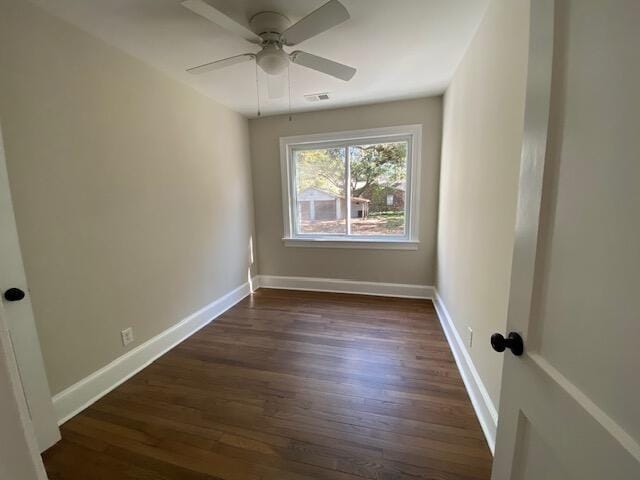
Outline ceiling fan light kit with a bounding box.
[182,0,357,103]
[256,44,289,75]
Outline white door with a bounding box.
[0,302,48,480]
[0,123,60,451]
[492,0,640,478]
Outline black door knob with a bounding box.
[4,288,26,302]
[491,332,524,356]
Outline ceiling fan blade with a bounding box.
[186,53,255,74]
[290,51,356,81]
[267,73,287,99]
[181,0,262,44]
[280,0,350,46]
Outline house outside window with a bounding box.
[279,125,421,249]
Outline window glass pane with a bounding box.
[349,141,407,236]
[294,147,346,235]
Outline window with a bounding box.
[280,125,421,249]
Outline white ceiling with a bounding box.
[31,0,489,117]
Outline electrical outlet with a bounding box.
[121,327,134,347]
[467,326,473,348]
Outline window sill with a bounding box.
[282,238,419,250]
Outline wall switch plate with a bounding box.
[121,327,134,347]
[467,326,473,348]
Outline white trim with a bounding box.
[279,125,423,146]
[254,275,433,299]
[527,353,640,463]
[432,289,498,454]
[52,281,253,425]
[0,311,48,479]
[279,124,422,245]
[282,238,419,250]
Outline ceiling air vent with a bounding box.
[304,92,331,102]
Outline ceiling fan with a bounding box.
[181,0,356,99]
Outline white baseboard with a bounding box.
[52,281,253,425]
[432,290,498,454]
[51,275,495,458]
[254,275,434,299]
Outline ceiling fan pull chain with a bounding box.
[255,62,261,117]
[288,64,292,122]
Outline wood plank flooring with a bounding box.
[43,289,492,480]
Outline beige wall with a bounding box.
[437,0,530,408]
[0,0,255,394]
[249,98,442,285]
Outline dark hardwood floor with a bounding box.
[43,288,492,480]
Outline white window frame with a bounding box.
[279,124,422,250]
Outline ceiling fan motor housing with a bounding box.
[251,11,292,75]
[249,11,291,37]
